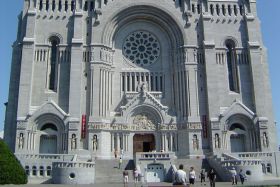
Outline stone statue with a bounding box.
[263,132,269,148]
[18,133,24,149]
[93,135,98,151]
[193,135,199,150]
[71,134,77,150]
[215,134,220,148]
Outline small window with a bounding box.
[47,166,52,176]
[84,1,88,11]
[239,5,244,15]
[210,4,214,15]
[58,0,62,11]
[71,0,75,11]
[192,4,195,13]
[52,0,55,11]
[39,0,43,10]
[32,166,37,176]
[222,5,226,16]
[234,5,238,16]
[25,166,30,176]
[39,166,44,176]
[228,5,232,16]
[216,4,220,16]
[90,1,94,11]
[65,1,68,11]
[197,4,201,14]
[46,0,49,11]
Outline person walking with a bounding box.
[207,168,216,187]
[189,167,196,185]
[231,167,238,185]
[123,170,129,186]
[119,156,123,169]
[173,164,188,186]
[200,169,206,186]
[239,169,246,185]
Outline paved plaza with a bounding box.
[2,180,280,187]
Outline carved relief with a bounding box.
[133,114,156,130]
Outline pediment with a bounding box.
[220,100,256,120]
[30,100,69,121]
[121,92,167,112]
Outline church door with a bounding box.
[39,135,57,154]
[230,134,245,152]
[133,134,155,154]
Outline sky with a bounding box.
[0,0,280,143]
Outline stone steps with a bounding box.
[95,159,134,183]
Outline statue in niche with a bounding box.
[137,82,148,93]
[71,134,77,150]
[214,133,220,149]
[192,135,199,150]
[93,135,98,151]
[18,133,24,149]
[263,132,269,148]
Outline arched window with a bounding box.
[71,0,75,11]
[47,166,52,176]
[234,5,238,16]
[32,166,37,176]
[48,37,59,91]
[52,0,55,11]
[25,166,30,176]
[216,4,220,16]
[210,4,214,15]
[228,5,232,16]
[46,0,49,11]
[58,0,62,11]
[226,40,239,92]
[222,5,226,16]
[39,0,43,10]
[39,166,44,176]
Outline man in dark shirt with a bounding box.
[207,168,216,187]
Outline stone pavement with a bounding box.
[2,180,280,187]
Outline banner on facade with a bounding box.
[81,115,86,139]
[202,115,208,138]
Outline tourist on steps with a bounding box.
[189,167,196,185]
[207,168,216,187]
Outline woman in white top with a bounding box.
[189,167,196,185]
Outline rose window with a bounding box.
[123,31,160,66]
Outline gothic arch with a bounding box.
[127,105,163,127]
[102,4,186,48]
[47,32,63,44]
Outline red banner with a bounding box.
[202,115,208,138]
[81,115,86,139]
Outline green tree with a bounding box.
[0,140,27,184]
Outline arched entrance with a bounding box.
[39,123,58,154]
[229,123,247,152]
[133,134,155,154]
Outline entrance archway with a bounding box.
[39,123,58,154]
[133,134,155,154]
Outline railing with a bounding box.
[231,152,274,159]
[15,154,76,161]
[221,159,262,167]
[136,152,175,161]
[52,161,95,169]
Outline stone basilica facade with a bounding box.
[3,0,280,184]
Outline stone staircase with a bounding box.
[207,153,264,182]
[95,159,134,183]
[175,158,210,173]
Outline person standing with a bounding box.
[133,168,139,183]
[200,169,206,186]
[239,169,246,185]
[173,164,188,186]
[189,167,196,185]
[123,170,129,186]
[231,168,238,185]
[207,168,216,187]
